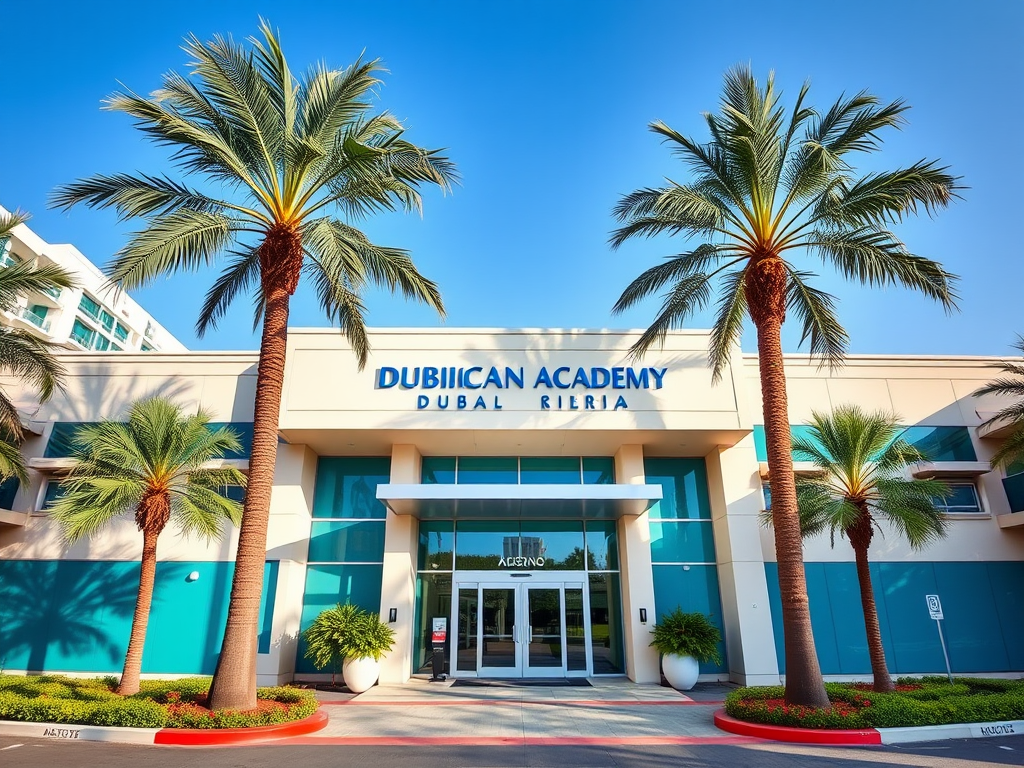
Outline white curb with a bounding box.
[879,719,1024,745]
[0,720,160,745]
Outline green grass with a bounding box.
[725,677,1024,730]
[0,675,318,729]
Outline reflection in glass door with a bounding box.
[479,587,519,675]
[524,587,562,674]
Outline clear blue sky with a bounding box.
[3,1,1022,355]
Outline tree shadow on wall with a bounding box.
[0,560,139,673]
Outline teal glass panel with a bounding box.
[295,563,384,674]
[519,457,581,484]
[644,458,712,519]
[93,335,110,351]
[652,564,728,674]
[42,480,66,509]
[455,520,517,569]
[413,573,453,674]
[753,425,820,462]
[989,562,1024,670]
[518,520,585,568]
[114,323,129,342]
[71,319,95,348]
[934,562,1010,672]
[588,573,624,673]
[46,422,84,457]
[308,521,386,563]
[422,456,456,484]
[457,456,517,484]
[649,521,716,563]
[582,457,615,485]
[206,422,254,459]
[901,426,977,462]
[585,520,618,570]
[0,476,19,509]
[418,520,454,570]
[312,457,391,519]
[257,561,279,654]
[1003,473,1024,513]
[78,293,101,319]
[0,559,277,675]
[934,483,981,513]
[99,310,115,332]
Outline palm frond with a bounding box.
[196,247,263,336]
[785,268,848,370]
[0,328,66,403]
[0,209,29,239]
[707,268,747,381]
[0,260,77,312]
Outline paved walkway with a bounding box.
[280,679,746,746]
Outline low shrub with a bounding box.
[0,675,317,730]
[726,677,1024,730]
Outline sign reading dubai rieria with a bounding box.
[376,365,667,411]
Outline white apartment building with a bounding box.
[0,205,185,354]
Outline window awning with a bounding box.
[376,483,663,519]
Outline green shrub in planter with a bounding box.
[343,611,396,662]
[649,608,721,664]
[304,604,396,682]
[90,699,168,728]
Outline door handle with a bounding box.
[512,624,518,643]
[529,625,533,643]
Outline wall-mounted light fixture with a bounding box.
[186,571,200,583]
[388,608,398,623]
[639,608,647,624]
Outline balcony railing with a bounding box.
[42,286,61,300]
[70,328,94,348]
[78,303,102,323]
[19,307,50,332]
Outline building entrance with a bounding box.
[452,574,589,678]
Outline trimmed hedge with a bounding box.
[0,675,317,729]
[725,677,1024,730]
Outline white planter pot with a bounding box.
[662,653,700,691]
[342,656,381,693]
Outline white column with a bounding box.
[614,444,661,684]
[705,436,781,685]
[378,444,421,684]
[258,443,319,685]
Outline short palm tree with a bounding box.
[51,22,455,709]
[611,66,959,706]
[765,406,948,692]
[0,209,76,482]
[973,336,1024,470]
[48,398,246,695]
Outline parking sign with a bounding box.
[926,594,943,620]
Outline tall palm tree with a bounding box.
[48,397,246,695]
[611,66,959,706]
[0,209,76,482]
[51,22,455,709]
[764,406,948,692]
[974,336,1024,470]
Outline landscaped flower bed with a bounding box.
[726,677,1024,729]
[0,675,318,729]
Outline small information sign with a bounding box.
[431,617,447,644]
[926,594,944,620]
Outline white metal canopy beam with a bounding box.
[376,483,663,519]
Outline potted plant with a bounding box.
[303,604,395,693]
[649,608,722,691]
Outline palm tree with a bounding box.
[51,22,455,709]
[611,66,959,706]
[0,209,76,482]
[764,406,948,692]
[47,397,246,695]
[974,336,1024,470]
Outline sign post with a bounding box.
[430,617,448,682]
[926,594,954,684]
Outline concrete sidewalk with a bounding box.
[279,679,745,745]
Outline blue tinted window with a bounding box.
[206,422,254,459]
[520,457,581,484]
[457,457,517,484]
[422,457,456,484]
[644,458,712,519]
[649,521,716,563]
[582,457,615,484]
[0,477,19,510]
[585,520,618,570]
[902,426,977,462]
[312,457,390,519]
[418,520,454,570]
[308,521,386,563]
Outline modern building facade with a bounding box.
[0,205,185,354]
[0,328,1021,686]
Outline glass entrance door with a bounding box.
[468,581,584,678]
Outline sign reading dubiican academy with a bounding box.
[376,364,668,411]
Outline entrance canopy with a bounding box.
[376,483,663,519]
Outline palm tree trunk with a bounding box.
[850,518,894,692]
[208,279,292,711]
[749,261,829,707]
[117,529,159,696]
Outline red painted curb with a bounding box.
[713,709,882,745]
[153,709,329,746]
